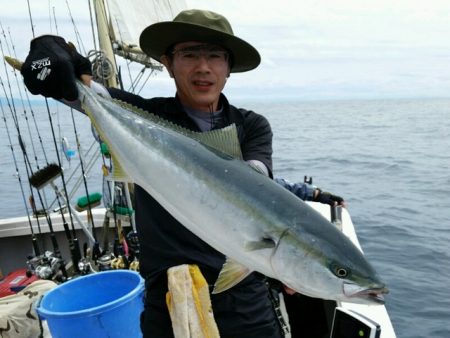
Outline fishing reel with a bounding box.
[97,252,114,271]
[126,231,140,257]
[27,251,65,281]
[88,50,114,82]
[77,257,97,275]
[95,251,139,271]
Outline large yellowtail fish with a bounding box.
[5,56,388,304]
[78,82,388,304]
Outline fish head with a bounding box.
[270,228,389,305]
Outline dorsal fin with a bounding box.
[193,125,243,160]
[112,98,243,159]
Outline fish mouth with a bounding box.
[343,282,389,304]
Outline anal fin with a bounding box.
[212,257,252,294]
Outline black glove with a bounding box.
[313,189,345,207]
[21,35,92,101]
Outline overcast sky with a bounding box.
[1,0,450,100]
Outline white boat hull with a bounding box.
[0,203,396,337]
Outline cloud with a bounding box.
[1,0,450,100]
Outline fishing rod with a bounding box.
[2,33,82,276]
[3,26,59,228]
[22,4,88,275]
[27,95,99,269]
[110,184,130,270]
[49,5,67,166]
[6,27,50,165]
[4,55,102,272]
[23,0,132,272]
[0,98,41,256]
[0,72,67,280]
[25,150,98,251]
[26,0,36,38]
[69,108,102,262]
[29,163,85,275]
[83,40,138,267]
[65,0,86,55]
[51,3,77,169]
[47,139,99,209]
[97,143,140,271]
[87,0,98,52]
[0,24,41,170]
[0,68,48,246]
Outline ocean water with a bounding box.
[0,104,104,217]
[1,97,450,338]
[249,97,450,338]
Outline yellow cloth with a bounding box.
[166,264,220,338]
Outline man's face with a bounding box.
[163,42,230,112]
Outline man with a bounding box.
[21,9,343,337]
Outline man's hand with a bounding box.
[313,189,346,207]
[21,35,92,101]
[283,284,297,295]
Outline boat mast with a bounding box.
[92,0,118,88]
[91,0,138,242]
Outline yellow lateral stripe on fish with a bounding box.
[82,102,132,182]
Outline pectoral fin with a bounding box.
[245,238,276,251]
[212,258,252,294]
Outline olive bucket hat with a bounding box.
[139,9,261,73]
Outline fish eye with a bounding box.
[330,262,349,278]
[335,267,348,278]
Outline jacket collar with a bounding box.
[169,93,244,131]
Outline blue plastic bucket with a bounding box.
[36,270,144,338]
